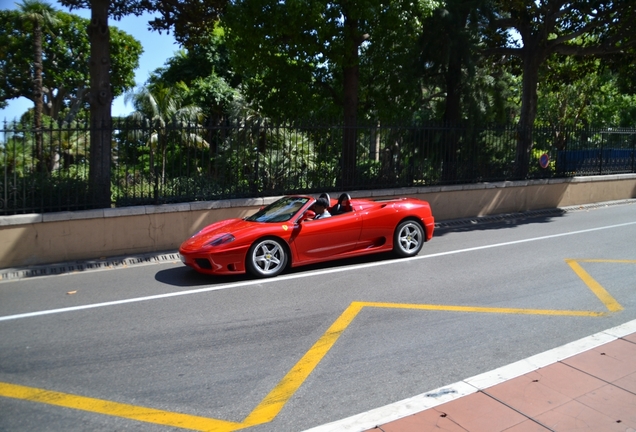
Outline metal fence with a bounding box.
[2,119,635,215]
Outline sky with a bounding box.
[0,0,179,121]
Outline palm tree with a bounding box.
[125,82,209,186]
[17,0,58,173]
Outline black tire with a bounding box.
[393,220,424,257]
[246,238,288,278]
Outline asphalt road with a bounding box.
[1,201,635,432]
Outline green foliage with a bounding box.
[0,117,94,212]
[0,8,142,121]
[225,0,438,122]
[416,0,494,123]
[214,119,327,195]
[4,0,636,212]
[1,116,91,175]
[122,82,209,187]
[356,0,436,123]
[58,0,146,19]
[141,0,226,49]
[1,124,35,176]
[147,29,239,119]
[537,55,636,130]
[0,10,28,107]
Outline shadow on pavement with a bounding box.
[154,265,253,287]
[154,252,399,287]
[434,209,567,237]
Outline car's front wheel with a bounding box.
[393,220,424,257]
[246,238,288,278]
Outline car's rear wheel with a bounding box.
[246,238,288,278]
[393,220,424,257]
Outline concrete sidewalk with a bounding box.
[306,319,636,432]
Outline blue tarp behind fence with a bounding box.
[556,149,635,174]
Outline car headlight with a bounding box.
[207,233,235,247]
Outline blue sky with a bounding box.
[0,0,178,120]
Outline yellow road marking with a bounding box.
[0,382,242,432]
[566,259,624,312]
[0,258,628,430]
[243,301,365,425]
[363,301,606,317]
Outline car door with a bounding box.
[356,202,399,249]
[291,211,362,263]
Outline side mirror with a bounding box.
[301,210,316,221]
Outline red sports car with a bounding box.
[179,193,435,278]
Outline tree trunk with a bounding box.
[441,39,463,182]
[43,87,69,120]
[341,14,359,189]
[33,21,46,173]
[88,0,112,208]
[441,5,469,126]
[443,54,462,124]
[515,46,542,179]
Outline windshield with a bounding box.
[245,197,310,223]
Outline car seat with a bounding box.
[318,193,331,206]
[330,193,352,215]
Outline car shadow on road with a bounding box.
[154,266,254,287]
[433,209,567,237]
[154,252,400,287]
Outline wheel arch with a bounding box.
[396,216,426,237]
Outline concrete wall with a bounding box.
[1,174,635,269]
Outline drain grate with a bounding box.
[0,252,182,282]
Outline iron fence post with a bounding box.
[599,132,603,175]
[632,133,635,173]
[252,147,259,196]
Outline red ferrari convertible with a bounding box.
[179,193,435,278]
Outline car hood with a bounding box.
[180,218,260,250]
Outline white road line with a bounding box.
[2,220,635,322]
